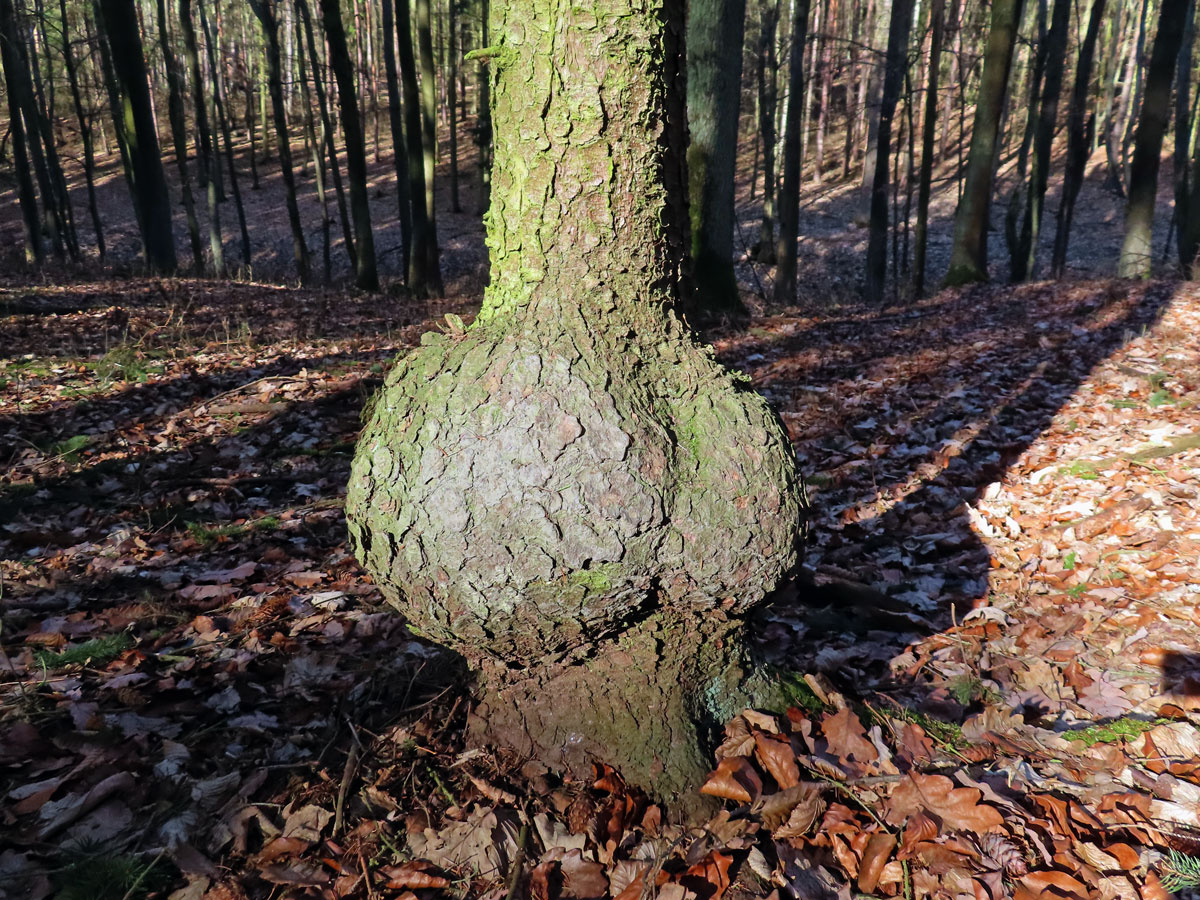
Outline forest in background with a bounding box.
[3,0,1200,303]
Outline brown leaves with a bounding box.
[701,757,762,804]
[884,773,1004,834]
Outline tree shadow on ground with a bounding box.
[735,279,1178,699]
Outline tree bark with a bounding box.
[943,0,1024,285]
[755,0,780,263]
[447,0,461,212]
[319,0,379,290]
[1119,0,1190,277]
[1173,0,1196,268]
[381,0,413,276]
[913,0,945,296]
[250,0,311,284]
[864,0,914,303]
[775,0,813,303]
[98,0,178,273]
[348,0,804,812]
[685,0,750,322]
[415,0,444,294]
[1050,0,1107,276]
[396,0,441,295]
[59,0,106,260]
[0,0,44,264]
[177,0,224,273]
[1012,0,1070,281]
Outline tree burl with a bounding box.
[346,0,805,813]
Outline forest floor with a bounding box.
[2,271,1199,900]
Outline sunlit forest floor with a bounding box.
[2,271,1198,898]
[2,117,1200,899]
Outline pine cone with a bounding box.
[978,832,1029,876]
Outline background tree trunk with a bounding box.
[775,0,813,303]
[755,0,780,263]
[864,0,914,303]
[381,0,413,276]
[943,0,1024,285]
[0,0,45,264]
[1050,0,1107,276]
[98,0,177,272]
[415,0,444,294]
[686,0,750,322]
[319,0,379,290]
[1119,0,1190,277]
[914,0,945,297]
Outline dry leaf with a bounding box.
[700,757,762,803]
[857,833,896,893]
[754,732,800,789]
[821,708,878,766]
[884,772,1003,833]
[380,861,450,890]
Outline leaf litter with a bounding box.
[1,276,1199,899]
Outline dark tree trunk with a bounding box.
[0,0,44,264]
[447,0,461,212]
[943,0,1024,285]
[297,0,357,273]
[178,0,224,273]
[864,0,914,303]
[249,0,311,283]
[396,0,441,295]
[319,0,379,290]
[1012,0,1071,281]
[755,0,780,263]
[1050,0,1107,276]
[686,0,750,322]
[775,0,813,303]
[380,0,412,275]
[198,0,251,268]
[59,0,106,260]
[98,0,177,272]
[347,0,804,814]
[913,0,945,297]
[1173,0,1196,268]
[415,0,444,294]
[155,0,204,272]
[473,0,491,215]
[1119,0,1190,276]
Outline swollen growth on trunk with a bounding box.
[347,0,805,811]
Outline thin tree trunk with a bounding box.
[447,0,460,212]
[1119,0,1190,276]
[1171,0,1196,267]
[0,0,44,264]
[178,0,223,273]
[249,0,312,283]
[198,0,251,269]
[943,0,1025,285]
[1051,0,1107,276]
[381,0,413,276]
[914,0,945,295]
[864,0,915,302]
[60,0,105,259]
[473,0,491,215]
[775,0,813,303]
[155,0,204,272]
[756,0,780,263]
[97,0,177,272]
[318,0,379,290]
[415,0,444,294]
[297,0,357,272]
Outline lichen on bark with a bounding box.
[346,0,805,812]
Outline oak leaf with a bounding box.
[821,708,878,767]
[884,772,1003,833]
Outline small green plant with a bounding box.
[53,847,171,900]
[48,434,91,462]
[774,672,831,715]
[947,675,999,707]
[1148,389,1174,408]
[1108,398,1139,409]
[186,516,281,546]
[93,343,148,384]
[35,633,133,670]
[1066,584,1088,598]
[1062,716,1165,747]
[1160,848,1200,892]
[1063,550,1077,571]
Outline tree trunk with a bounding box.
[319,0,379,290]
[1050,0,1107,276]
[755,0,780,263]
[154,0,204,272]
[1172,0,1196,268]
[178,0,224,274]
[913,0,945,296]
[775,0,813,302]
[473,0,492,215]
[1012,0,1070,281]
[59,0,106,260]
[943,0,1024,285]
[347,0,804,813]
[0,0,44,264]
[686,0,750,322]
[396,0,441,295]
[381,0,413,276]
[98,0,177,273]
[447,0,461,212]
[864,0,914,303]
[250,0,311,283]
[198,0,251,268]
[415,0,445,294]
[1119,0,1190,277]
